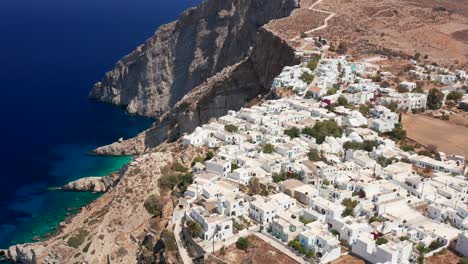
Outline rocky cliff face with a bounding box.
[94,27,299,156]
[89,0,299,117]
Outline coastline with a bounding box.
[0,150,134,249]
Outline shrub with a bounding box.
[161,230,177,251]
[428,240,444,251]
[327,87,338,95]
[399,236,409,241]
[299,216,315,224]
[144,194,163,217]
[376,237,389,245]
[306,54,321,71]
[337,96,348,106]
[459,258,468,264]
[301,72,314,84]
[369,216,385,223]
[191,156,204,166]
[262,143,275,154]
[204,151,214,161]
[231,163,240,172]
[447,91,463,102]
[427,88,444,110]
[418,150,433,157]
[400,144,414,152]
[272,173,286,183]
[341,198,358,217]
[385,101,399,112]
[284,127,300,139]
[386,123,406,141]
[224,124,238,133]
[186,219,203,238]
[236,237,249,250]
[173,162,187,172]
[307,149,321,161]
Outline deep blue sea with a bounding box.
[0,0,200,249]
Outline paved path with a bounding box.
[173,210,193,264]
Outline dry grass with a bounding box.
[426,249,461,264]
[331,254,365,264]
[402,113,468,157]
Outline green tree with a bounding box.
[204,151,214,161]
[302,120,343,144]
[337,95,348,106]
[284,127,300,139]
[386,123,406,141]
[376,237,389,245]
[186,219,203,238]
[262,143,275,154]
[427,88,444,109]
[306,54,321,71]
[236,237,249,250]
[144,194,163,217]
[224,124,238,133]
[307,149,321,161]
[301,72,314,84]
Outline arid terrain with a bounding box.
[402,113,468,157]
[426,249,461,264]
[279,0,468,69]
[330,254,365,264]
[209,235,299,264]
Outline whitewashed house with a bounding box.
[190,206,233,241]
[351,234,412,264]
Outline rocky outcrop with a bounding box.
[94,27,299,156]
[89,0,299,117]
[61,174,119,192]
[3,144,205,264]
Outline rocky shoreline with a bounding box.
[60,174,120,193]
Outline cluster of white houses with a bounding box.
[270,55,468,115]
[180,95,467,263]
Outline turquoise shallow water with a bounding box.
[2,145,134,247]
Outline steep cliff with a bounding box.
[89,0,299,117]
[94,27,299,156]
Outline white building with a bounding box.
[456,231,468,257]
[398,81,417,91]
[352,234,412,264]
[299,221,341,263]
[190,206,233,241]
[249,193,296,225]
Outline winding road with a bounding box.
[290,0,336,42]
